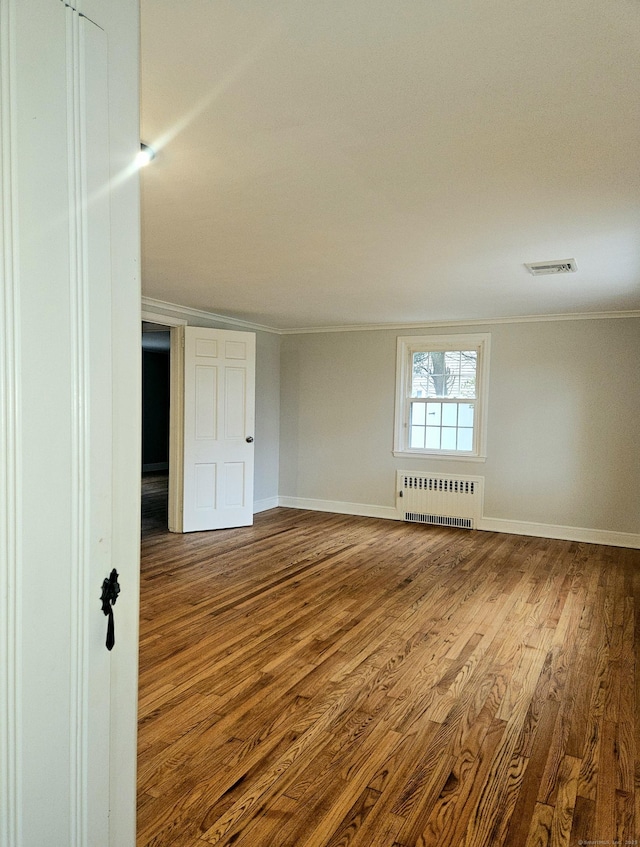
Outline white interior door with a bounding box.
[182,326,256,532]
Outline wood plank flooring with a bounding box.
[138,474,640,847]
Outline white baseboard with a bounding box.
[253,496,280,514]
[278,496,399,521]
[274,497,640,549]
[477,516,640,549]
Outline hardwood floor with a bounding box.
[138,475,640,846]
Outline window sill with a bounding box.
[392,450,487,463]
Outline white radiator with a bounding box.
[396,471,484,529]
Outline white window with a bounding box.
[394,334,490,460]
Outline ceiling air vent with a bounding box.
[525,259,577,276]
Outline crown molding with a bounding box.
[141,297,281,334]
[279,310,640,334]
[141,297,640,336]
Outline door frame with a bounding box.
[2,0,140,842]
[140,310,186,532]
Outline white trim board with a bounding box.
[477,516,640,550]
[141,308,186,327]
[276,498,640,549]
[142,296,640,337]
[278,496,400,522]
[0,0,21,839]
[142,297,276,334]
[253,496,280,514]
[279,310,640,335]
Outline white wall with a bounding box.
[252,330,281,507]
[279,317,640,540]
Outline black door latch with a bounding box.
[100,569,120,651]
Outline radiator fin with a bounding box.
[402,475,477,495]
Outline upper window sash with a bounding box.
[409,348,478,401]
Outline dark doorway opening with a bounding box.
[141,322,170,532]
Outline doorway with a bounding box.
[141,321,171,532]
[139,316,257,533]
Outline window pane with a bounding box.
[411,402,426,426]
[425,427,440,449]
[412,349,477,399]
[411,401,476,452]
[458,403,474,427]
[442,404,457,427]
[444,351,462,396]
[411,352,447,397]
[410,426,425,448]
[415,401,476,451]
[411,352,430,397]
[457,427,473,451]
[426,402,441,426]
[441,428,457,450]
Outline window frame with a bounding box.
[393,333,491,461]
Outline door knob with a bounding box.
[246,436,254,443]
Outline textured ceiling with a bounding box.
[140,0,640,330]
